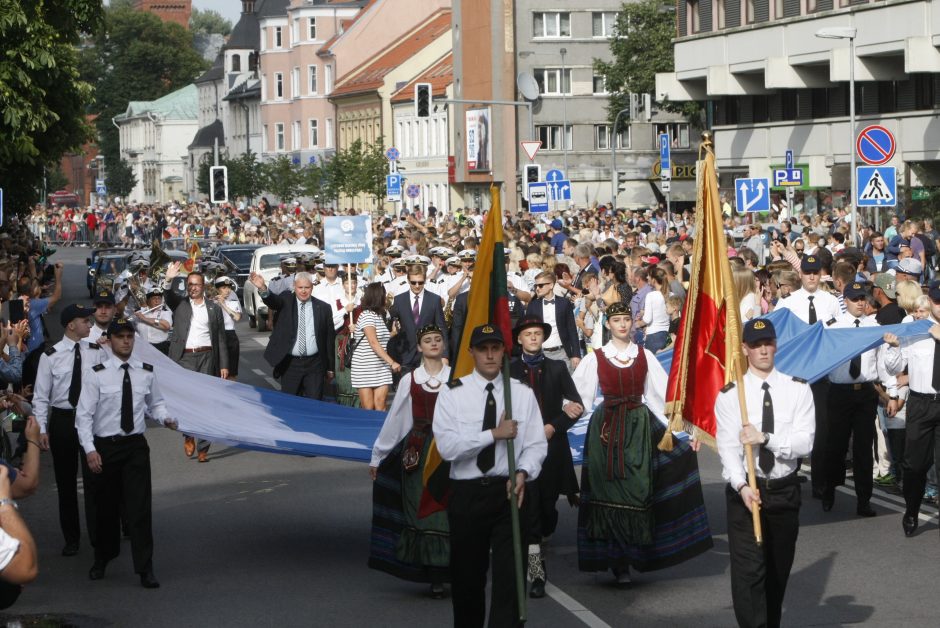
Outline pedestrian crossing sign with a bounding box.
[856,166,896,207]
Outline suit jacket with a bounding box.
[261,291,335,376]
[450,290,524,359]
[523,297,580,359]
[510,356,581,497]
[164,289,229,375]
[391,290,448,369]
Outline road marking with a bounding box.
[252,368,280,390]
[253,337,269,347]
[838,477,938,523]
[544,582,612,628]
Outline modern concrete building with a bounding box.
[115,84,198,204]
[657,0,940,214]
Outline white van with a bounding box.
[243,243,322,332]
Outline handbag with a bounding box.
[343,332,360,370]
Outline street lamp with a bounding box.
[816,26,858,245]
[560,47,569,176]
[610,108,629,207]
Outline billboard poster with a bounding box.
[465,107,491,171]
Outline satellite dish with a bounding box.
[517,72,540,102]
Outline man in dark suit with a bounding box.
[391,265,448,370]
[523,271,580,371]
[510,317,583,599]
[163,263,228,462]
[249,271,335,400]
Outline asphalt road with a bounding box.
[4,247,939,627]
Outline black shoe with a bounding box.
[88,562,107,580]
[856,503,877,517]
[812,487,823,500]
[139,571,160,589]
[62,542,79,557]
[612,567,631,585]
[902,514,918,537]
[822,491,834,512]
[429,583,445,599]
[530,578,546,599]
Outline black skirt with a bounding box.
[225,330,240,377]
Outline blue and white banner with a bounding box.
[323,215,372,265]
[137,308,932,466]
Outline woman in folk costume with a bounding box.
[368,324,451,598]
[572,302,712,584]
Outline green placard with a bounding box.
[769,164,811,191]
[912,188,931,201]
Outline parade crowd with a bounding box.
[2,196,940,627]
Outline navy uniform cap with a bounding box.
[107,317,135,336]
[843,281,869,300]
[60,304,95,327]
[742,318,776,344]
[469,324,505,348]
[928,280,940,301]
[800,255,822,273]
[94,289,115,305]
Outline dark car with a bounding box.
[86,247,127,294]
[89,253,128,297]
[213,244,261,300]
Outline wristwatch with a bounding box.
[762,432,771,445]
[0,498,18,510]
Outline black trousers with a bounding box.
[726,481,801,628]
[825,383,878,504]
[448,479,523,628]
[901,394,940,516]
[809,379,830,492]
[279,355,325,400]
[523,478,558,545]
[48,407,95,546]
[90,434,154,574]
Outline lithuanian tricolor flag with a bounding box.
[182,240,201,273]
[420,183,511,517]
[663,140,744,449]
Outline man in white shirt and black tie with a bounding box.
[433,324,547,628]
[715,318,815,628]
[77,318,178,589]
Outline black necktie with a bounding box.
[68,343,82,407]
[807,295,817,324]
[932,340,940,391]
[477,382,497,474]
[120,363,134,434]
[759,382,775,475]
[849,319,862,379]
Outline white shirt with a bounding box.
[371,364,452,466]
[641,290,670,334]
[541,298,562,349]
[571,342,670,425]
[312,277,344,310]
[220,295,242,331]
[76,355,171,453]
[884,317,940,394]
[32,337,105,434]
[291,297,318,356]
[739,292,759,321]
[390,275,410,297]
[715,368,815,490]
[137,307,172,344]
[433,370,547,480]
[774,287,841,324]
[88,324,108,344]
[0,527,20,572]
[185,300,212,348]
[826,313,895,388]
[332,292,361,331]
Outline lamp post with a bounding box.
[610,108,630,208]
[816,26,858,246]
[560,47,569,176]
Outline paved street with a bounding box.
[7,248,939,627]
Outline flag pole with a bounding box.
[733,360,763,545]
[501,354,526,623]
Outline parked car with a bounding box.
[242,243,322,332]
[212,244,261,301]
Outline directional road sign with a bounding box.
[856,166,897,207]
[528,182,549,213]
[546,169,565,183]
[386,173,402,201]
[773,169,803,187]
[385,147,400,161]
[659,133,671,180]
[96,179,106,195]
[406,184,421,199]
[735,178,771,213]
[547,180,571,201]
[856,125,896,166]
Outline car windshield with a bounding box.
[221,249,255,269]
[259,254,287,271]
[99,256,127,275]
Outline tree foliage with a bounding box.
[260,156,305,204]
[189,8,232,37]
[594,0,701,128]
[106,158,137,199]
[0,0,102,212]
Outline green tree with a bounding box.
[336,138,388,205]
[189,8,232,36]
[46,167,70,193]
[82,6,208,169]
[106,158,137,199]
[594,0,701,128]
[0,0,102,213]
[226,151,264,201]
[260,155,304,203]
[196,153,213,197]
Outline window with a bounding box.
[534,68,571,95]
[291,68,300,98]
[325,65,333,94]
[309,119,319,148]
[593,75,608,95]
[654,123,690,149]
[292,121,301,149]
[274,73,283,99]
[533,12,570,38]
[262,125,268,152]
[308,18,317,40]
[274,26,282,48]
[536,125,572,151]
[260,74,267,102]
[275,123,285,151]
[592,11,617,37]
[690,0,701,33]
[595,125,630,150]
[291,19,299,44]
[308,65,318,95]
[248,52,258,72]
[231,54,241,72]
[326,118,334,148]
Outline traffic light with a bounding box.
[415,83,432,118]
[615,170,628,198]
[209,165,228,204]
[522,164,541,201]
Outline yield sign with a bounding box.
[521,140,541,161]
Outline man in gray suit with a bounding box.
[163,262,229,462]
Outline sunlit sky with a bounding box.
[193,1,244,24]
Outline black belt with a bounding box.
[749,471,802,491]
[94,433,144,443]
[455,476,509,487]
[830,381,875,391]
[910,390,940,401]
[543,346,563,351]
[50,407,76,418]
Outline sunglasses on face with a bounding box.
[409,280,425,286]
[534,283,552,289]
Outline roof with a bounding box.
[330,9,451,98]
[317,0,378,57]
[118,84,198,121]
[188,119,225,150]
[390,53,452,104]
[256,0,290,19]
[195,53,224,84]
[223,79,261,102]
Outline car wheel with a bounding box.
[248,314,257,329]
[257,313,268,333]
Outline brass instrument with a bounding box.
[444,295,454,329]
